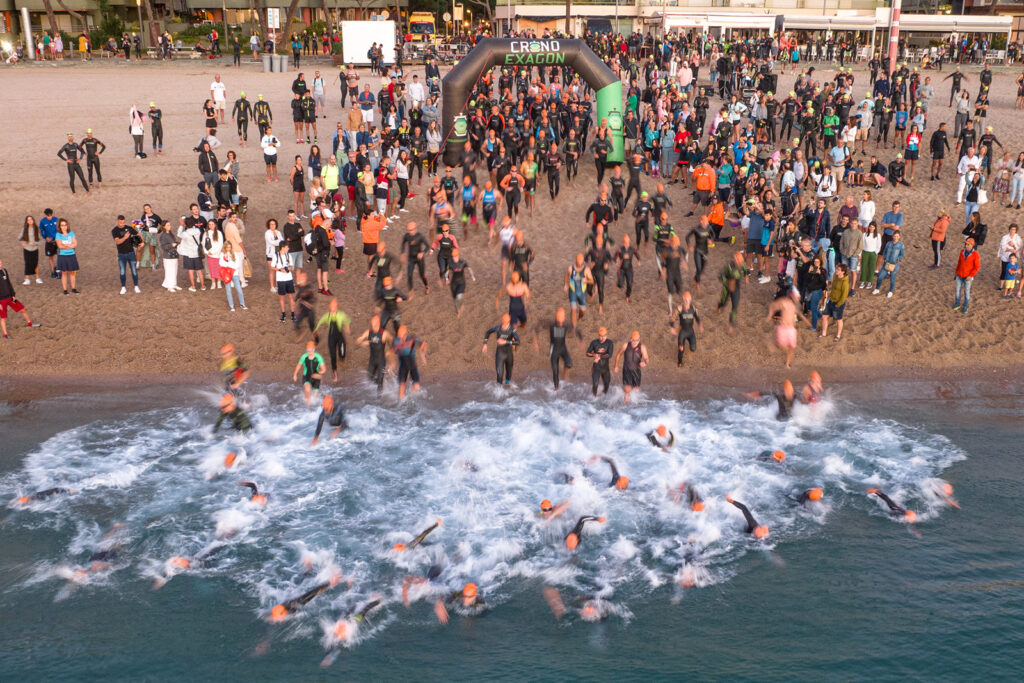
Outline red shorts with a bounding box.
[0,297,25,318]
[347,186,356,201]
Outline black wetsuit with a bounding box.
[727,499,761,535]
[483,324,520,384]
[633,200,652,245]
[402,231,429,290]
[367,328,387,390]
[376,285,407,333]
[615,245,638,299]
[58,141,89,193]
[233,97,252,141]
[545,321,576,389]
[870,489,907,515]
[406,521,440,550]
[149,108,163,150]
[773,392,794,420]
[213,407,252,433]
[586,337,614,395]
[586,244,612,306]
[566,515,601,547]
[24,487,71,501]
[674,303,700,364]
[313,403,347,439]
[80,137,105,184]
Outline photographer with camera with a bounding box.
[112,215,142,294]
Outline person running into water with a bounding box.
[497,270,531,329]
[788,488,824,505]
[669,292,701,367]
[647,424,675,450]
[392,518,443,552]
[725,496,770,538]
[314,299,351,382]
[311,393,347,445]
[802,371,825,403]
[213,393,252,433]
[744,380,797,420]
[482,313,520,386]
[867,488,917,522]
[717,251,746,333]
[532,307,581,390]
[586,327,614,397]
[218,343,250,394]
[356,315,392,391]
[767,291,810,368]
[614,331,649,404]
[565,515,606,550]
[269,572,345,621]
[392,325,427,399]
[293,341,325,406]
[445,247,475,318]
[238,481,269,505]
[564,253,594,330]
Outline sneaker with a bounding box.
[290,312,296,322]
[134,286,141,294]
[72,288,80,294]
[952,304,961,311]
[729,236,736,245]
[188,286,197,292]
[35,278,42,284]
[757,275,771,284]
[63,290,69,295]
[279,312,286,322]
[323,288,333,296]
[229,307,236,312]
[120,286,127,295]
[400,208,409,212]
[872,289,880,295]
[241,305,248,310]
[22,279,30,285]
[886,292,893,298]
[27,322,40,328]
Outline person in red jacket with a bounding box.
[953,237,980,314]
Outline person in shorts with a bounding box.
[0,258,40,338]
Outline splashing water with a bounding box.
[0,384,965,657]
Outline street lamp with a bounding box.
[136,0,145,50]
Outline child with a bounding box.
[1003,253,1018,298]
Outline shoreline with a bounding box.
[4,362,1022,403]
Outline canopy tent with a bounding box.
[782,16,876,32]
[898,14,1012,35]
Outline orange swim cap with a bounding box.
[270,604,288,620]
[808,488,824,501]
[171,556,191,569]
[772,450,786,462]
[597,516,606,523]
[616,476,629,490]
[725,495,734,503]
[397,325,408,337]
[252,494,268,505]
[598,326,608,335]
[540,499,553,512]
[681,570,695,588]
[783,380,793,393]
[565,533,579,550]
[334,620,348,639]
[462,583,478,598]
[904,510,917,523]
[810,371,822,383]
[224,452,237,468]
[582,603,597,618]
[942,483,954,496]
[630,330,641,341]
[691,501,705,512]
[754,525,770,539]
[220,343,234,354]
[306,341,316,350]
[16,496,29,505]
[393,543,407,552]
[656,424,668,437]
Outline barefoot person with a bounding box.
[766,291,809,368]
[613,330,649,404]
[0,259,41,339]
[292,341,325,406]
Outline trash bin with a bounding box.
[262,54,272,72]
[277,53,288,73]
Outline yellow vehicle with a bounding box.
[408,12,438,45]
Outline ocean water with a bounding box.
[1,380,1022,681]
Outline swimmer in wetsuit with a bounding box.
[269,572,344,621]
[293,341,326,406]
[788,487,824,504]
[219,343,250,394]
[744,380,796,420]
[154,545,228,589]
[647,424,675,450]
[564,515,606,550]
[539,498,571,521]
[725,496,770,538]
[311,393,347,445]
[802,370,824,403]
[532,307,581,390]
[356,315,393,391]
[668,482,705,511]
[15,487,72,505]
[867,488,917,522]
[213,393,253,433]
[586,327,614,396]
[330,598,382,641]
[392,325,427,399]
[588,455,629,489]
[238,481,269,505]
[393,518,443,552]
[482,313,520,386]
[435,582,487,624]
[759,449,787,462]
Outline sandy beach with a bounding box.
[2,56,1024,388]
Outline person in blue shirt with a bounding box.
[879,201,903,253]
[744,200,770,282]
[873,230,905,297]
[39,209,59,278]
[732,139,750,165]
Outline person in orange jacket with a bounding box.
[687,161,716,217]
[953,236,980,314]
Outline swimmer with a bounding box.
[238,481,269,505]
[219,343,250,393]
[293,341,326,406]
[539,498,571,521]
[564,515,606,550]
[725,496,770,538]
[542,587,609,622]
[929,480,961,509]
[788,487,824,504]
[67,524,125,582]
[759,449,787,462]
[744,380,796,420]
[402,564,444,606]
[587,455,629,489]
[867,488,917,522]
[213,393,253,433]
[269,572,344,621]
[393,518,442,552]
[311,393,347,445]
[802,371,824,403]
[647,424,675,450]
[669,482,705,511]
[331,597,382,640]
[766,292,810,368]
[153,545,227,589]
[14,487,72,505]
[435,582,486,624]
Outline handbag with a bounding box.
[220,266,235,284]
[242,257,253,279]
[978,188,989,205]
[884,262,897,272]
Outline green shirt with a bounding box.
[823,114,840,136]
[314,311,351,333]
